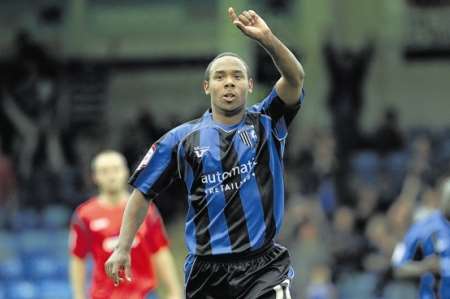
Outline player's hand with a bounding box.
[104,248,132,286]
[228,7,272,44]
[423,255,440,274]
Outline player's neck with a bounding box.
[211,110,245,126]
[98,191,128,206]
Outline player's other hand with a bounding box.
[104,248,132,286]
[228,7,272,44]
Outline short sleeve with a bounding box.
[249,87,305,140]
[129,131,179,199]
[144,204,169,253]
[69,212,90,259]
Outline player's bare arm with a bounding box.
[69,255,87,299]
[394,255,440,279]
[228,7,305,105]
[104,189,149,286]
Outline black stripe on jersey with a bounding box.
[267,96,301,126]
[218,129,251,252]
[183,131,213,255]
[250,114,277,243]
[239,131,252,147]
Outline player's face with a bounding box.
[93,154,129,194]
[204,56,253,117]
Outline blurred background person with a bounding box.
[69,150,182,299]
[392,177,450,299]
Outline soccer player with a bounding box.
[69,150,182,299]
[105,7,305,298]
[392,178,450,298]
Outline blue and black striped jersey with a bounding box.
[392,211,450,299]
[130,88,305,256]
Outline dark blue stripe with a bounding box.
[233,129,266,249]
[180,143,196,254]
[200,128,232,254]
[183,131,212,254]
[260,116,285,235]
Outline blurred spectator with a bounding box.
[373,107,405,155]
[413,182,441,222]
[363,214,396,273]
[353,183,379,233]
[295,149,320,196]
[121,107,162,168]
[288,200,331,298]
[408,134,433,179]
[0,30,67,209]
[293,129,339,215]
[387,199,414,241]
[329,206,367,278]
[0,141,18,228]
[306,264,338,299]
[324,40,375,155]
[2,31,64,179]
[362,213,398,297]
[323,40,375,205]
[313,130,337,179]
[314,132,338,215]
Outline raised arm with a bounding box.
[228,7,305,105]
[104,189,149,285]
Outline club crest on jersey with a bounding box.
[193,146,209,158]
[137,144,157,171]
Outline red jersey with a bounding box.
[70,197,169,299]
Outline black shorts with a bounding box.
[184,243,294,299]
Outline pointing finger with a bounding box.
[228,7,250,34]
[228,7,239,22]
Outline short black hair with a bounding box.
[204,52,251,81]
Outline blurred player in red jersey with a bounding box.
[69,150,183,299]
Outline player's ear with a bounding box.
[203,80,210,95]
[248,78,254,93]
